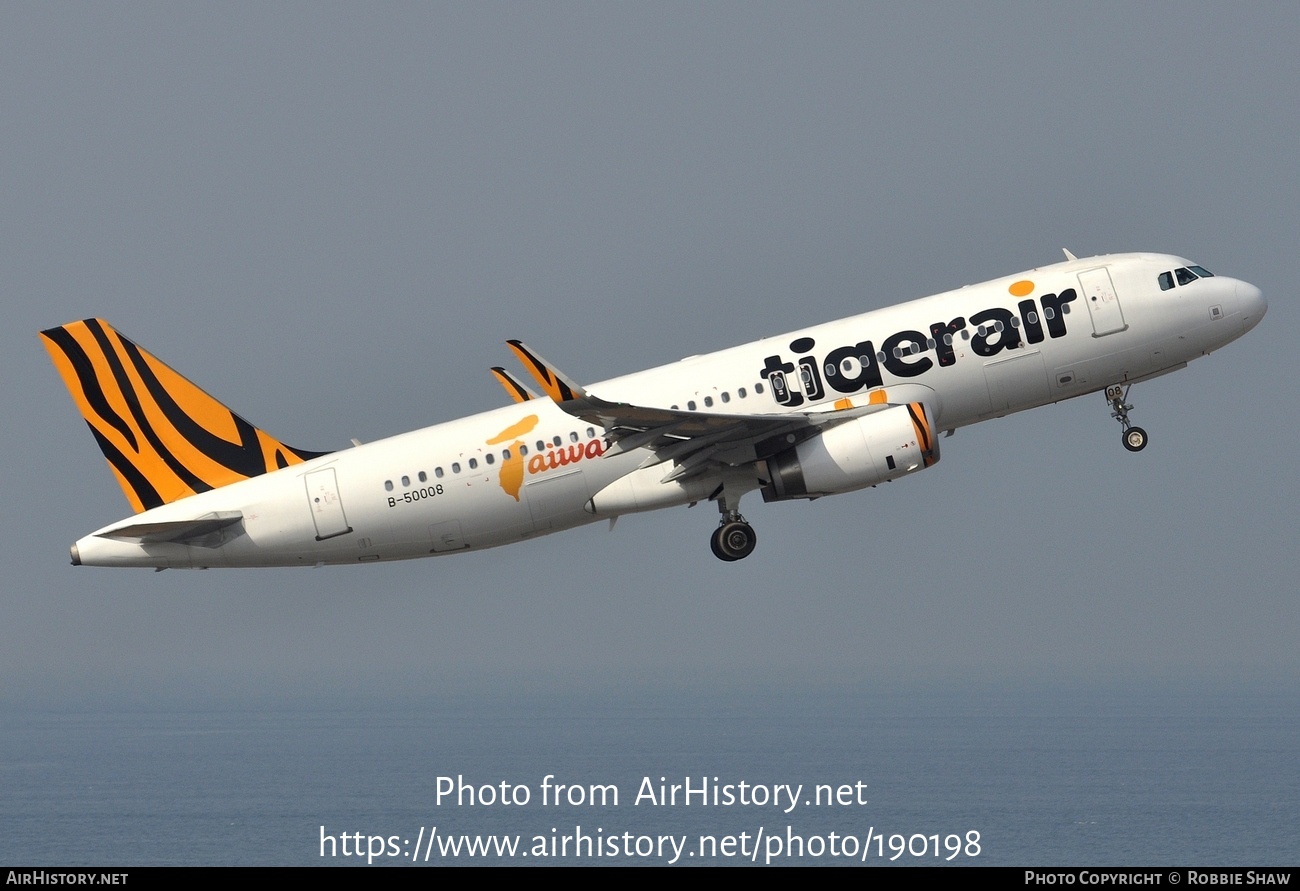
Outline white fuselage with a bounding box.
[71,253,1266,568]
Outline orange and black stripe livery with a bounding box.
[906,401,938,467]
[40,319,327,513]
[489,366,538,404]
[506,340,585,403]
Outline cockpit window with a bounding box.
[1175,267,1198,286]
[1158,271,1174,291]
[1188,265,1213,278]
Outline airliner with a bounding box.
[41,250,1265,568]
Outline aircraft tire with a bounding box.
[1123,426,1148,452]
[711,521,757,561]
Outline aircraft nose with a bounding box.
[1236,280,1267,332]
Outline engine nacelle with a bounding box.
[761,402,939,502]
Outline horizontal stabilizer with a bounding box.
[97,511,244,547]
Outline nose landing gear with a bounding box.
[1107,384,1148,452]
[1122,426,1148,452]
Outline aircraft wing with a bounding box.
[506,340,896,481]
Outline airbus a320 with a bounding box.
[41,250,1265,567]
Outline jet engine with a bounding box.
[761,402,939,502]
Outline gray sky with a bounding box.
[3,2,1297,702]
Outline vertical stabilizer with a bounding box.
[40,318,328,512]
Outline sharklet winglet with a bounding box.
[490,366,539,404]
[505,340,588,403]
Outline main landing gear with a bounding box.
[710,469,759,561]
[1106,384,1148,452]
[711,513,757,562]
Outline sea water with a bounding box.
[3,682,1296,865]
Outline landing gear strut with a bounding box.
[710,468,759,561]
[711,513,757,562]
[1106,384,1148,452]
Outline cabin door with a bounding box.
[1078,267,1127,336]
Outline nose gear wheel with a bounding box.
[1107,384,1148,452]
